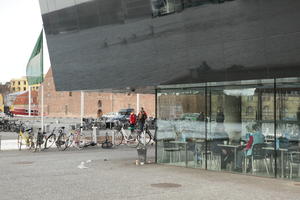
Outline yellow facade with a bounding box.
[10,77,40,92]
[0,94,3,112]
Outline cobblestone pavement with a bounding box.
[1,145,300,200]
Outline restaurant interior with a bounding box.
[156,77,300,180]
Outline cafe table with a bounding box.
[262,146,288,178]
[217,143,241,169]
[170,140,188,167]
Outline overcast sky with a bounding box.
[0,0,50,84]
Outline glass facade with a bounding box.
[157,77,300,181]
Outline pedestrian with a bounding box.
[129,110,137,134]
[216,109,225,123]
[138,107,147,132]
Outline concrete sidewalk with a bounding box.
[0,146,300,200]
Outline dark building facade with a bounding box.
[40,0,300,181]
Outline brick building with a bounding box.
[39,68,155,118]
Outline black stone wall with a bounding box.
[40,0,300,91]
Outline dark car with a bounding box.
[115,108,134,122]
[106,108,134,128]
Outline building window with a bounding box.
[23,87,26,91]
[98,100,102,107]
[24,81,26,85]
[18,81,20,85]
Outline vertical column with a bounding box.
[274,78,277,178]
[111,93,113,112]
[28,86,31,117]
[41,85,44,132]
[136,93,140,112]
[80,91,84,128]
[155,88,158,163]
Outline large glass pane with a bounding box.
[276,78,300,180]
[207,80,275,178]
[156,88,206,169]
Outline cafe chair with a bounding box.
[162,139,181,164]
[289,151,300,179]
[250,143,270,175]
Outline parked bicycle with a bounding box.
[35,128,47,151]
[44,127,68,150]
[17,125,35,151]
[113,122,152,147]
[66,126,97,149]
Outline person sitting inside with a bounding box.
[235,124,265,172]
[209,124,231,170]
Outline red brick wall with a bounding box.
[38,68,155,118]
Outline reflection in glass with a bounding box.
[157,88,206,168]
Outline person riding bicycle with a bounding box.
[129,110,137,134]
[137,107,147,132]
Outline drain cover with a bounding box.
[151,183,182,188]
[294,183,300,186]
[13,161,34,165]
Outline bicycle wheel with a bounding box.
[138,131,152,145]
[56,133,68,151]
[28,136,36,152]
[126,131,139,148]
[45,134,56,149]
[66,133,75,148]
[113,130,123,146]
[17,134,22,151]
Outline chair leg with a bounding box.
[264,159,269,176]
[252,157,254,174]
[290,162,292,179]
[244,157,247,173]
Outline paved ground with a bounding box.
[1,145,300,200]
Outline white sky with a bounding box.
[0,0,50,84]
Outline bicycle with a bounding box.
[45,127,68,150]
[17,125,35,151]
[35,128,47,151]
[44,128,57,149]
[113,122,152,147]
[66,126,97,149]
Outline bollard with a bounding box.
[92,126,97,143]
[0,135,1,151]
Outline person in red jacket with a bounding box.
[129,110,137,133]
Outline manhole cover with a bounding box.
[294,183,300,186]
[13,161,34,165]
[151,183,182,188]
